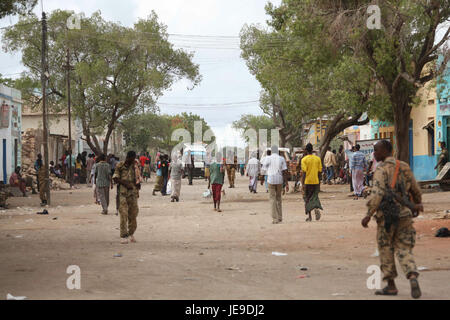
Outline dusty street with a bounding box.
[1,175,449,300]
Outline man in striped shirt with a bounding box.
[350,144,368,199]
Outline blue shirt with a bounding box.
[350,151,367,171]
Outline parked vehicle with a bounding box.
[181,143,207,178]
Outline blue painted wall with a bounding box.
[412,155,437,181]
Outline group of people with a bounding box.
[7,137,445,299]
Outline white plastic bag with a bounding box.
[166,180,172,195]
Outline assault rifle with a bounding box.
[381,182,419,232]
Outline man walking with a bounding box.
[260,150,271,193]
[210,152,225,212]
[36,155,48,206]
[161,154,170,196]
[186,150,194,185]
[324,146,337,185]
[263,146,289,224]
[95,154,112,215]
[362,140,423,299]
[246,153,260,193]
[301,143,323,222]
[113,151,140,244]
[350,144,367,199]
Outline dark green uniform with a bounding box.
[113,161,139,238]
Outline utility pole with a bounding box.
[41,12,51,205]
[64,48,74,188]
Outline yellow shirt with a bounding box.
[301,154,322,185]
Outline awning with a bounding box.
[422,120,434,133]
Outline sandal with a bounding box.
[410,278,421,299]
[315,209,321,221]
[375,286,398,296]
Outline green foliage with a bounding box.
[0,0,36,19]
[122,112,213,153]
[2,10,201,154]
[232,114,276,142]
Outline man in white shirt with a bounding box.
[324,146,337,185]
[263,146,290,224]
[260,150,270,193]
[246,153,260,193]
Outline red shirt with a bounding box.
[140,156,148,167]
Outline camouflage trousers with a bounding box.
[119,194,139,238]
[0,191,8,207]
[226,166,236,187]
[39,177,47,202]
[376,216,418,281]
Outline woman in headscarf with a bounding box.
[169,152,183,202]
[152,152,163,196]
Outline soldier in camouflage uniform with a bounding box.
[362,140,423,299]
[113,151,140,244]
[38,165,48,206]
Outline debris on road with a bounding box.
[371,249,379,257]
[15,235,23,238]
[6,293,27,300]
[296,266,308,271]
[113,253,123,258]
[52,217,58,220]
[226,266,241,271]
[36,209,49,215]
[435,227,450,237]
[418,266,428,271]
[295,275,310,279]
[272,252,288,256]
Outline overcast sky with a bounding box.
[0,0,282,148]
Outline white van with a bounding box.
[181,143,207,178]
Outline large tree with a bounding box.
[308,0,450,162]
[2,10,201,155]
[122,112,213,153]
[240,1,389,160]
[232,113,276,144]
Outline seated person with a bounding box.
[9,166,27,197]
[54,164,62,178]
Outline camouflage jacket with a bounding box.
[113,161,138,198]
[367,157,422,219]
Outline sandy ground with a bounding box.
[0,175,449,300]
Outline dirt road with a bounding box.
[1,175,449,300]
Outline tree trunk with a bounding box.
[319,112,370,162]
[392,99,412,163]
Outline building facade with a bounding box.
[0,84,22,184]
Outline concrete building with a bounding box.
[436,61,450,170]
[410,84,437,181]
[302,118,330,146]
[21,106,83,164]
[21,106,124,161]
[0,84,22,184]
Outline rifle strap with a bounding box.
[391,160,400,189]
